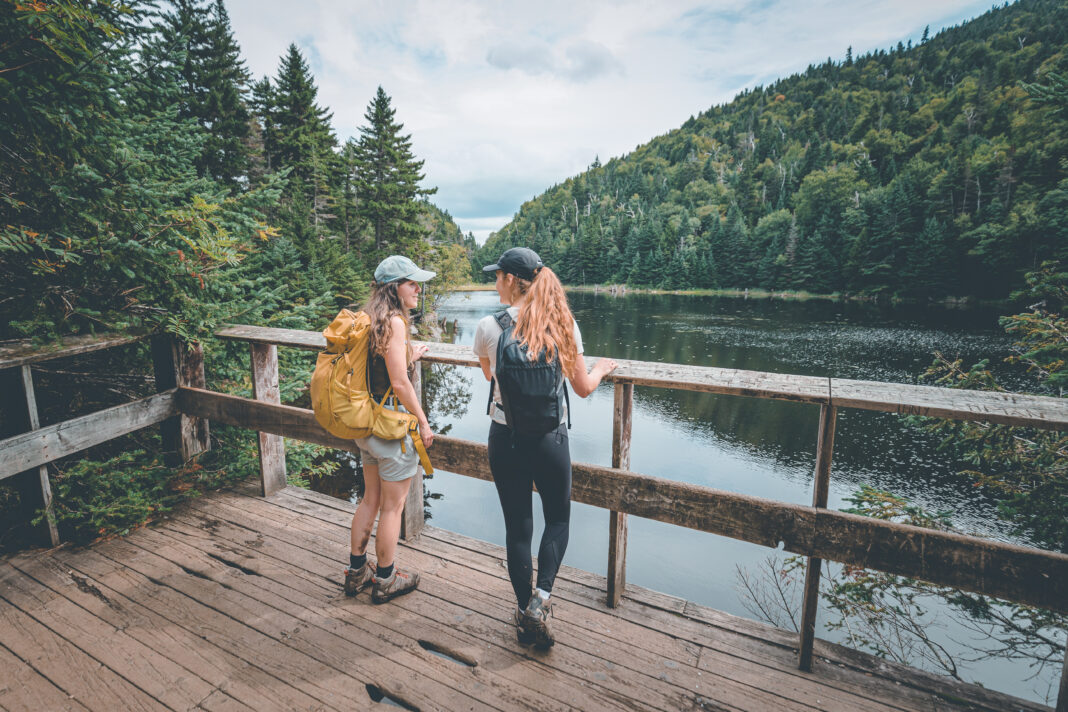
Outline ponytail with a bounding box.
[513,267,578,375]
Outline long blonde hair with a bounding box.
[364,280,411,363]
[512,266,578,376]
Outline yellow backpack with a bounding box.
[310,309,433,474]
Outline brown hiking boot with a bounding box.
[371,568,420,604]
[343,561,375,597]
[514,606,536,646]
[522,595,554,649]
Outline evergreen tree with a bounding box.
[163,0,252,190]
[351,86,437,258]
[271,44,336,196]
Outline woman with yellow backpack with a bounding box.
[339,255,435,603]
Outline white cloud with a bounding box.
[225,0,998,238]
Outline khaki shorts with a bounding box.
[355,432,419,482]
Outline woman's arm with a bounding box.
[384,316,433,448]
[568,354,618,398]
[478,356,493,382]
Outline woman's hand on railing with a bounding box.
[411,343,429,362]
[594,358,619,378]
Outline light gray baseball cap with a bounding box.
[373,255,436,284]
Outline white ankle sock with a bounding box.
[534,588,550,602]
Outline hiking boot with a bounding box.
[514,606,536,647]
[343,561,375,597]
[522,595,554,649]
[371,568,420,604]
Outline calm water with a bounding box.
[330,290,1060,703]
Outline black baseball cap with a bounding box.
[482,247,544,281]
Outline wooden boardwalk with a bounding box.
[0,485,1050,712]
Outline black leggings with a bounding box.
[488,421,572,609]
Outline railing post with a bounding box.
[799,403,836,671]
[151,335,210,465]
[250,343,286,496]
[607,381,633,608]
[1057,646,1068,712]
[3,366,61,547]
[400,363,425,540]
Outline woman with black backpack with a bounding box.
[473,247,618,649]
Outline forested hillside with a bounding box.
[478,0,1068,300]
[0,0,468,343]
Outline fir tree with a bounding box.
[351,86,437,257]
[271,44,336,196]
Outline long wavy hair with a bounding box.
[364,280,411,362]
[512,266,578,376]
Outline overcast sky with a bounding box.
[226,0,996,242]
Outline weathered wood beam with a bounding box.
[175,386,1068,614]
[799,404,837,672]
[1058,647,1068,712]
[607,381,633,608]
[250,343,286,496]
[0,390,177,480]
[400,365,425,540]
[215,324,1068,428]
[151,336,209,464]
[0,332,143,371]
[831,378,1068,430]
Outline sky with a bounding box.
[225,0,999,243]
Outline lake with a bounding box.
[322,289,1060,704]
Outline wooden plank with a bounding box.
[0,390,177,481]
[19,366,60,547]
[1058,646,1068,712]
[44,545,352,712]
[93,533,499,712]
[607,382,633,608]
[175,387,1068,614]
[0,585,162,711]
[0,332,142,370]
[190,493,806,712]
[831,378,1068,430]
[799,404,836,672]
[262,487,1050,712]
[148,516,612,712]
[151,335,209,463]
[0,559,245,711]
[217,324,1068,428]
[250,343,286,496]
[0,639,91,712]
[3,553,323,712]
[401,364,425,540]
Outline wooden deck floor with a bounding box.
[0,485,1049,712]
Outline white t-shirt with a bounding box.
[472,306,584,426]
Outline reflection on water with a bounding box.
[425,290,1055,703]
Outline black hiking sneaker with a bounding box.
[514,606,536,646]
[343,561,375,597]
[522,595,554,649]
[371,568,420,604]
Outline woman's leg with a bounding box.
[374,476,412,568]
[489,422,536,609]
[530,424,572,594]
[350,461,382,556]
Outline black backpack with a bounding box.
[486,311,570,435]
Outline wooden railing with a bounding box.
[3,324,1068,710]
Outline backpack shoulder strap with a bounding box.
[492,310,512,330]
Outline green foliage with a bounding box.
[349,86,437,262]
[480,0,1068,300]
[923,262,1068,551]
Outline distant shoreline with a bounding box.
[447,283,1005,308]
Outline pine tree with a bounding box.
[351,86,437,258]
[271,44,336,196]
[163,0,252,190]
